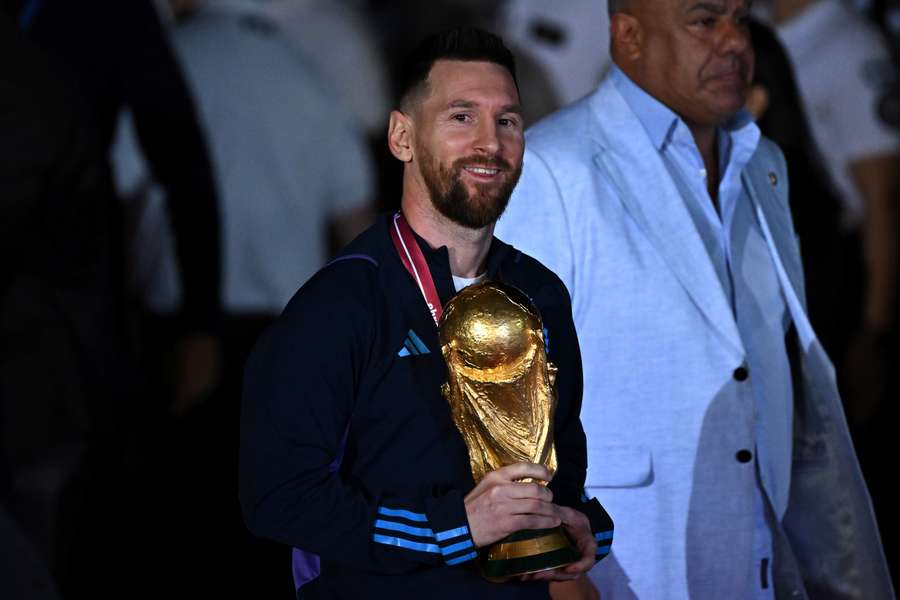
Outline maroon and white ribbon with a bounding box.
[390,212,443,326]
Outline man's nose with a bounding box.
[718,18,750,55]
[473,119,501,154]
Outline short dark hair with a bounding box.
[608,0,630,17]
[398,26,518,111]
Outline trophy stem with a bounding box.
[480,526,580,582]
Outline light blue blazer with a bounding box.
[495,75,893,599]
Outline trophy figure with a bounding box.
[439,280,580,581]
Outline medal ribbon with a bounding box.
[390,212,443,326]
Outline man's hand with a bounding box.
[521,505,596,582]
[549,575,601,600]
[464,462,561,548]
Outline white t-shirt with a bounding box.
[268,0,391,136]
[452,273,486,292]
[774,0,900,227]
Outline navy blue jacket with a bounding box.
[240,215,612,598]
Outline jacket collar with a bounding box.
[379,212,513,305]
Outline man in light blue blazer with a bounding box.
[495,0,894,598]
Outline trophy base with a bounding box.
[481,527,580,582]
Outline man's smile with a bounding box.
[463,165,503,180]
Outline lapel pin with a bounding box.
[768,172,778,186]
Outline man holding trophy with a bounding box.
[240,27,613,599]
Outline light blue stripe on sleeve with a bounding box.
[440,539,474,555]
[596,544,611,555]
[374,519,434,538]
[446,550,478,565]
[373,534,440,554]
[434,525,469,542]
[377,507,429,522]
[595,530,614,541]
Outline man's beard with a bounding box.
[418,147,522,230]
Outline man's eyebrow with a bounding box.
[446,100,523,114]
[448,100,477,109]
[686,2,727,14]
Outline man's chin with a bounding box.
[465,176,508,195]
[710,85,749,113]
[698,94,748,126]
[435,195,509,230]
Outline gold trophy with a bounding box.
[439,280,579,581]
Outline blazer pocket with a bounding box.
[585,445,653,488]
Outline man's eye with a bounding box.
[498,117,519,128]
[452,113,471,123]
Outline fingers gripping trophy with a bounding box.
[439,280,580,581]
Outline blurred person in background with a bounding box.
[1,12,110,597]
[496,0,612,110]
[759,0,899,428]
[13,0,224,417]
[112,0,375,595]
[744,18,846,365]
[2,0,221,596]
[758,1,900,583]
[746,16,899,585]
[265,0,399,241]
[267,0,392,141]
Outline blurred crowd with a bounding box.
[1,0,898,598]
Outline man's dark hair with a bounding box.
[398,26,517,111]
[608,0,630,17]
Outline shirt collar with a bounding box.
[610,63,759,159]
[611,64,679,151]
[719,109,760,182]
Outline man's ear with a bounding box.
[388,110,414,162]
[610,12,643,64]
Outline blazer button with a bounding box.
[736,449,753,463]
[733,365,749,382]
[768,172,778,186]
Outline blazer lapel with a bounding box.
[588,80,744,359]
[742,159,806,309]
[742,160,818,350]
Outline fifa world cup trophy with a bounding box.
[439,280,579,581]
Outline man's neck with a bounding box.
[687,123,721,205]
[400,195,493,279]
[686,121,716,162]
